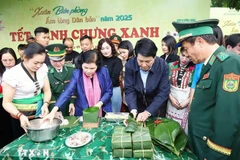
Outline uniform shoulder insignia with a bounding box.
[223,73,239,92]
[216,52,229,62]
[209,55,216,66]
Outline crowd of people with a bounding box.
[0,19,240,159]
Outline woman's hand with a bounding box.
[41,103,49,117]
[94,101,103,108]
[169,94,181,109]
[69,103,75,116]
[42,106,58,123]
[179,98,190,109]
[55,111,64,120]
[19,115,30,133]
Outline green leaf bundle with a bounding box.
[147,118,187,156]
[124,113,137,133]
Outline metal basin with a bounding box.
[26,118,62,142]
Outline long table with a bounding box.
[0,119,197,160]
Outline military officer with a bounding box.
[46,44,76,116]
[110,34,122,54]
[172,19,240,160]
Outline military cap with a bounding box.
[172,19,219,47]
[110,34,122,44]
[45,44,67,61]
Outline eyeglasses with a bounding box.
[2,59,14,63]
[34,81,40,96]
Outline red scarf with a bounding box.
[83,72,102,116]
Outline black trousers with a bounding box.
[11,117,25,140]
[0,98,13,148]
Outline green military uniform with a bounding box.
[173,19,240,160]
[48,65,75,116]
[46,44,76,116]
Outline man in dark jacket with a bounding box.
[63,37,79,66]
[124,38,170,122]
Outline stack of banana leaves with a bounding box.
[146,118,187,156]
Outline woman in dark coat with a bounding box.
[160,35,179,63]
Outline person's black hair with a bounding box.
[80,35,93,42]
[0,47,18,77]
[118,40,135,59]
[34,27,49,36]
[17,44,27,50]
[62,37,74,44]
[97,38,117,57]
[24,43,46,59]
[225,33,240,48]
[184,34,217,45]
[180,46,185,53]
[162,35,178,55]
[75,50,102,69]
[135,38,158,58]
[212,25,224,46]
[224,35,229,45]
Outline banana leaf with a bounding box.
[133,148,153,158]
[112,126,132,149]
[154,119,181,146]
[152,137,174,153]
[112,133,132,149]
[132,127,152,149]
[174,129,188,152]
[124,113,137,133]
[83,106,99,123]
[148,118,187,156]
[113,149,132,158]
[145,119,155,137]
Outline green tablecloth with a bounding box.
[0,119,198,160]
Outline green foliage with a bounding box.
[124,113,138,133]
[146,118,187,156]
[211,0,240,11]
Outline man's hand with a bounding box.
[136,111,150,122]
[124,110,137,126]
[130,109,137,119]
